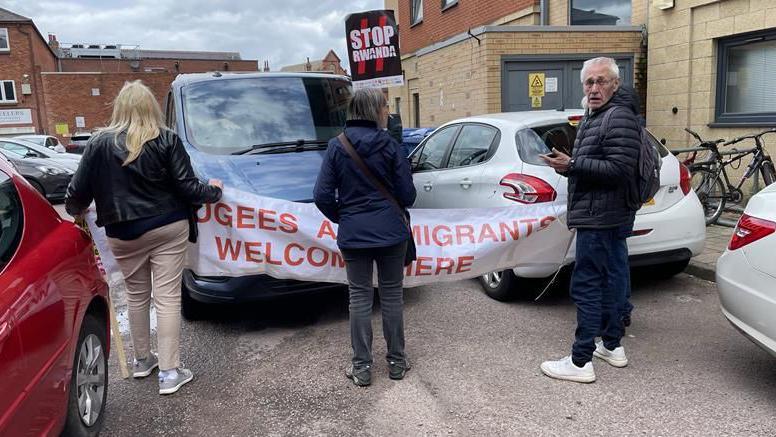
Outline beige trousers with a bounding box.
[108,220,188,371]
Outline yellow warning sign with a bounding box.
[55,123,69,135]
[531,96,542,108]
[529,73,545,98]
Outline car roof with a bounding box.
[1,137,51,152]
[441,110,585,130]
[15,135,52,139]
[0,152,13,173]
[172,71,351,88]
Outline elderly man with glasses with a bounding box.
[539,57,642,383]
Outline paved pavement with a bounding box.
[100,273,776,436]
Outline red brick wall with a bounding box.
[0,23,58,134]
[40,72,177,144]
[399,0,538,54]
[60,58,258,73]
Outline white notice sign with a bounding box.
[0,109,33,125]
[545,77,558,93]
[76,116,85,128]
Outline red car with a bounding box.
[0,155,110,436]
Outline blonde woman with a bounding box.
[65,80,223,395]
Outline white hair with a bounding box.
[580,57,620,82]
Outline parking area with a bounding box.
[101,273,776,436]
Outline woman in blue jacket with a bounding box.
[314,88,416,387]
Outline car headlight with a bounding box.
[37,165,68,175]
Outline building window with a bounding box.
[411,0,424,25]
[0,81,16,103]
[570,0,631,26]
[441,0,458,11]
[715,30,776,125]
[0,28,9,51]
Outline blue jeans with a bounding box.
[570,225,631,365]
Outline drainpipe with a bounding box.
[18,24,47,135]
[540,0,549,25]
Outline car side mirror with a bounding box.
[25,150,38,158]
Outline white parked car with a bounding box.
[716,184,776,357]
[14,134,67,153]
[409,111,706,300]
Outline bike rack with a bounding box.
[670,147,756,156]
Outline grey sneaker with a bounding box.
[132,354,158,378]
[388,359,411,380]
[345,365,371,387]
[158,367,194,395]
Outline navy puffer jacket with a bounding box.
[314,120,417,249]
[567,88,641,229]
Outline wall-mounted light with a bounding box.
[653,0,675,10]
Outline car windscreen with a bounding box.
[182,76,351,154]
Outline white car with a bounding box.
[716,184,776,357]
[409,111,706,300]
[14,134,67,153]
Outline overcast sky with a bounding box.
[3,0,384,71]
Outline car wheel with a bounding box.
[62,314,108,437]
[478,270,516,301]
[181,282,207,321]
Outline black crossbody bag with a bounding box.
[337,133,417,266]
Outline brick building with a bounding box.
[280,50,347,75]
[647,0,776,166]
[0,6,258,142]
[385,0,647,127]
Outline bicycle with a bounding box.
[686,127,776,225]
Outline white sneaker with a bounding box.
[593,341,628,368]
[540,356,596,383]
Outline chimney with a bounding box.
[48,34,60,51]
[305,57,312,72]
[263,60,270,72]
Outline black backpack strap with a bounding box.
[597,106,617,145]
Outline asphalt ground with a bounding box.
[99,273,776,436]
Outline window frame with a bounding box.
[0,28,9,52]
[0,80,17,104]
[445,123,500,169]
[441,0,459,12]
[411,0,424,26]
[0,169,24,273]
[568,0,631,26]
[713,29,776,127]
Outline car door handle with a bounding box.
[423,182,433,192]
[459,178,472,189]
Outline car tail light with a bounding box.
[500,173,556,204]
[632,229,652,236]
[728,214,776,250]
[679,163,691,195]
[568,115,583,126]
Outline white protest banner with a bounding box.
[189,188,568,288]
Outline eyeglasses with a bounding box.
[583,78,613,88]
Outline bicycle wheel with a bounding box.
[761,160,776,186]
[690,167,726,225]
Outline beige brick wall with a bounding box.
[390,30,644,127]
[647,0,776,191]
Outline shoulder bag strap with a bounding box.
[337,133,408,225]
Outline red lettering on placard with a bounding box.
[284,243,305,266]
[456,225,476,245]
[478,223,499,243]
[499,221,519,241]
[279,213,299,233]
[317,220,337,240]
[520,218,539,237]
[197,204,211,223]
[244,242,263,263]
[216,237,241,261]
[236,206,253,229]
[331,251,346,268]
[415,256,433,276]
[432,225,452,247]
[258,209,277,231]
[456,256,474,273]
[539,216,555,230]
[308,246,329,267]
[265,242,282,265]
[435,258,455,275]
[214,203,232,227]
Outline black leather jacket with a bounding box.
[65,129,222,227]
